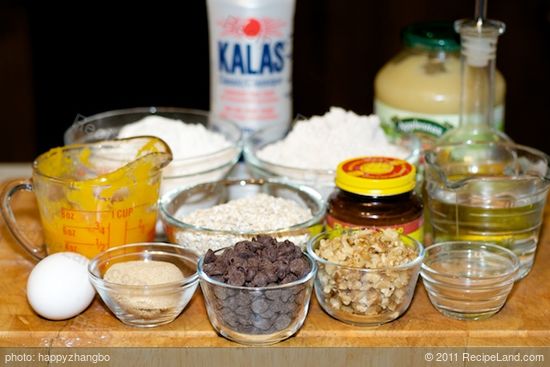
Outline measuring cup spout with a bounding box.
[94,136,173,177]
[423,147,468,190]
[125,135,173,171]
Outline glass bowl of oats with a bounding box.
[159,178,326,255]
[307,228,424,326]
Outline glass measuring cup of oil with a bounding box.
[424,142,550,279]
[1,136,172,260]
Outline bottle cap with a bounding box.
[402,21,460,52]
[335,157,416,196]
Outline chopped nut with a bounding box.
[315,229,418,319]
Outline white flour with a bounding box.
[118,115,231,160]
[257,107,409,170]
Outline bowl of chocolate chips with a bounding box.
[197,235,317,345]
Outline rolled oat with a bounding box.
[175,193,313,254]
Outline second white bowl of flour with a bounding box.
[243,107,420,198]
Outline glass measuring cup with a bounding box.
[1,136,172,260]
[424,142,550,278]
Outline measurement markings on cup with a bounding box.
[60,204,149,250]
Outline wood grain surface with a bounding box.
[1,183,549,348]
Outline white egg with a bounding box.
[27,252,96,320]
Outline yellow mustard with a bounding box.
[374,21,505,147]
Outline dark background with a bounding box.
[1,0,549,162]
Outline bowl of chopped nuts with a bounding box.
[198,236,317,345]
[307,228,424,326]
[159,178,326,255]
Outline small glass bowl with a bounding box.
[198,247,317,345]
[159,178,326,254]
[88,243,199,327]
[420,241,519,320]
[243,124,420,199]
[64,107,242,195]
[307,230,424,326]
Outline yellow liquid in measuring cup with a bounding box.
[34,144,163,258]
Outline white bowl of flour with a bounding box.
[243,107,420,198]
[64,107,242,194]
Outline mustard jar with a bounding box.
[374,21,506,148]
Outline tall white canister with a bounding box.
[207,0,296,139]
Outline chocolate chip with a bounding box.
[220,248,234,263]
[260,261,278,283]
[213,287,229,300]
[229,256,247,270]
[265,289,282,301]
[234,241,256,259]
[290,258,308,277]
[252,272,268,287]
[253,317,273,331]
[236,292,252,307]
[273,314,292,330]
[246,256,260,269]
[273,259,290,280]
[291,246,303,260]
[277,241,295,257]
[251,298,269,314]
[203,262,225,276]
[280,290,293,303]
[281,273,298,284]
[234,305,250,316]
[234,241,251,253]
[245,267,257,282]
[262,246,278,262]
[202,236,312,335]
[226,268,245,286]
[204,249,217,264]
[220,307,237,324]
[255,235,277,248]
[259,307,276,319]
[282,300,297,313]
[271,300,284,313]
[224,296,239,310]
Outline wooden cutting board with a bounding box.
[1,185,549,348]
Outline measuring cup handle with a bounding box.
[1,179,46,261]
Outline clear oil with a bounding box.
[428,188,546,278]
